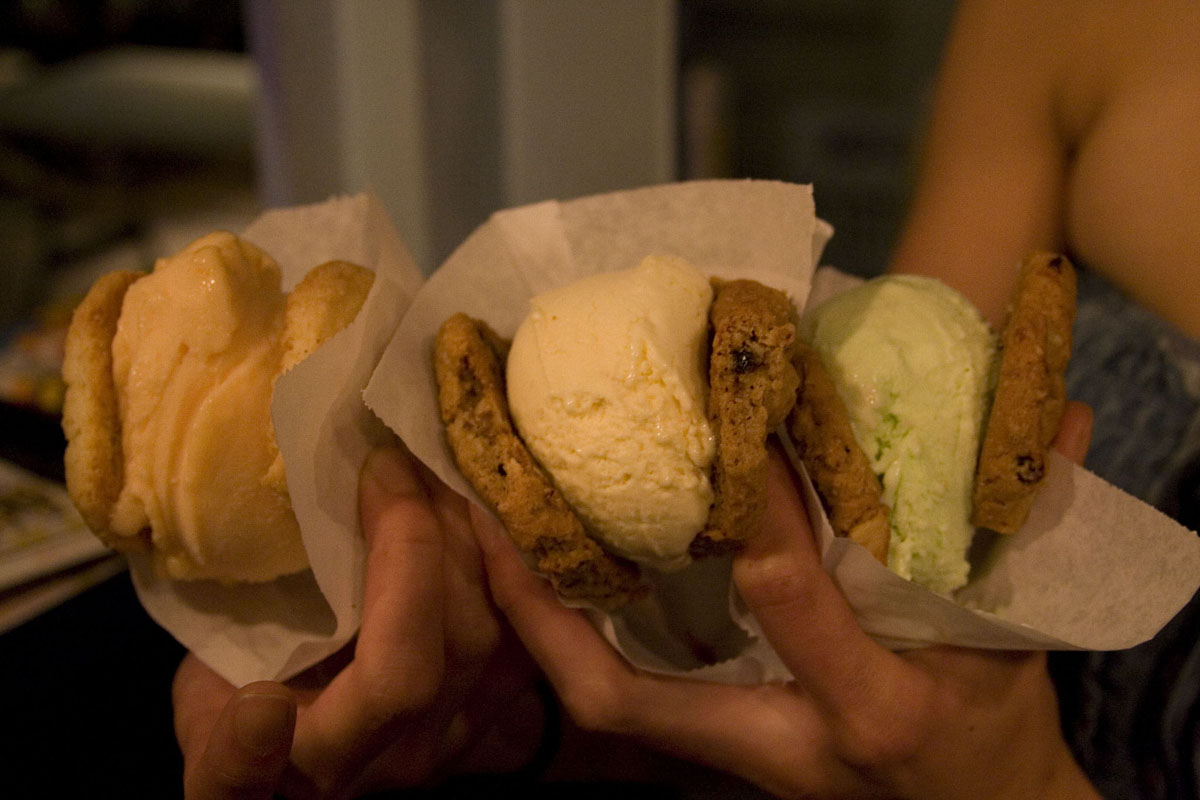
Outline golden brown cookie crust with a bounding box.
[972,252,1077,533]
[265,260,375,492]
[691,278,799,557]
[433,313,644,608]
[787,340,891,564]
[61,269,148,553]
[281,260,375,372]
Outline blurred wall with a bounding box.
[246,0,678,273]
[0,0,958,316]
[679,0,956,275]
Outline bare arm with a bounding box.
[889,0,1072,326]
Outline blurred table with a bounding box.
[0,402,186,798]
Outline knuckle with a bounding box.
[733,550,818,614]
[836,720,921,770]
[555,670,632,734]
[391,508,444,559]
[450,617,500,666]
[358,654,445,722]
[445,594,502,667]
[833,683,937,770]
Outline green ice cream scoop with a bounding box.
[801,275,996,593]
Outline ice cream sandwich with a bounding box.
[790,253,1076,592]
[61,231,373,583]
[434,255,797,606]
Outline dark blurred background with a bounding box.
[678,0,953,276]
[0,1,954,796]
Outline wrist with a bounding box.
[1042,748,1103,800]
[997,742,1101,800]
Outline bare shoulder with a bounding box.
[891,0,1200,336]
[1061,0,1200,337]
[887,0,1077,324]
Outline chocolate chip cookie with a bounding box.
[786,339,891,564]
[433,312,646,608]
[690,279,800,557]
[972,252,1077,533]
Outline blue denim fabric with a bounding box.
[1051,268,1200,800]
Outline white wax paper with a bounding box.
[129,193,423,686]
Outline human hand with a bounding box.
[173,445,543,799]
[473,402,1100,799]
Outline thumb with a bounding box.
[178,669,296,800]
[1052,400,1093,466]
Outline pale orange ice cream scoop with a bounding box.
[109,232,303,582]
[62,231,372,583]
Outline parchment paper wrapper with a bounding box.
[365,180,1200,685]
[128,193,423,687]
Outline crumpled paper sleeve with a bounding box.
[129,193,424,687]
[365,180,1200,685]
[783,447,1199,653]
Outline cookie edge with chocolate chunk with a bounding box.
[972,252,1077,533]
[433,312,644,608]
[786,340,891,564]
[690,278,800,558]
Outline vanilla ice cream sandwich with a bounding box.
[62,231,373,583]
[434,255,798,606]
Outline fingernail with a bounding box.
[234,692,294,757]
[1071,408,1094,458]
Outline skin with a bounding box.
[472,403,1099,800]
[174,0,1198,793]
[470,3,1196,794]
[890,0,1200,336]
[172,446,542,800]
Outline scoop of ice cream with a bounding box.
[801,275,996,593]
[505,255,716,571]
[108,232,303,582]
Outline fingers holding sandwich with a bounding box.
[734,449,921,722]
[1050,400,1093,467]
[474,441,1098,800]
